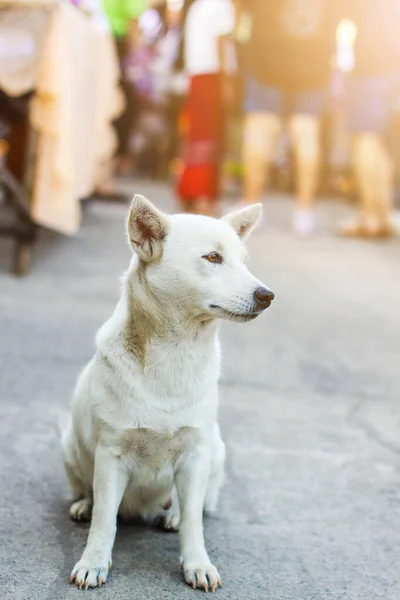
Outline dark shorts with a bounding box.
[346,73,400,134]
[244,78,325,118]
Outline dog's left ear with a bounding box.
[127,194,169,262]
[223,203,262,241]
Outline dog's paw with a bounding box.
[182,560,222,593]
[69,557,111,590]
[156,510,180,532]
[154,497,180,532]
[69,498,92,522]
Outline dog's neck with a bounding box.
[121,261,217,367]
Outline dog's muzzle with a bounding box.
[209,287,274,322]
[253,287,275,311]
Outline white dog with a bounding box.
[62,195,274,592]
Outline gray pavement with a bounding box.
[1,184,400,600]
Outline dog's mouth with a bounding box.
[209,305,262,322]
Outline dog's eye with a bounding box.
[203,252,223,264]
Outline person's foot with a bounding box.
[338,218,394,239]
[293,209,315,236]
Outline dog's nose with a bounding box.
[253,287,275,309]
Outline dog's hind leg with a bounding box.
[62,424,93,521]
[62,425,85,496]
[155,485,180,532]
[64,452,93,522]
[204,424,226,515]
[63,456,85,498]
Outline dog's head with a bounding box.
[127,195,274,323]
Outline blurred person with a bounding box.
[338,1,400,238]
[103,0,147,174]
[124,7,168,177]
[153,1,186,171]
[124,8,163,104]
[238,1,346,235]
[125,3,185,178]
[103,0,146,37]
[176,0,235,216]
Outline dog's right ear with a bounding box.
[127,194,169,262]
[223,203,262,241]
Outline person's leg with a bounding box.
[374,139,395,232]
[340,75,396,237]
[114,38,137,175]
[348,133,394,235]
[242,111,281,204]
[288,114,321,234]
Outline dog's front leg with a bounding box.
[69,445,129,590]
[175,447,221,592]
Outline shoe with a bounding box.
[293,209,315,236]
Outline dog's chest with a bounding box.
[143,334,221,398]
[109,426,198,469]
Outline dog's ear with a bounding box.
[127,194,169,262]
[223,203,262,241]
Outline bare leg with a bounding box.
[351,133,394,235]
[289,114,320,234]
[69,446,129,589]
[374,141,394,233]
[242,112,281,204]
[175,445,221,592]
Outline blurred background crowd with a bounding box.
[1,0,400,274]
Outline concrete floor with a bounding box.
[1,184,400,600]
